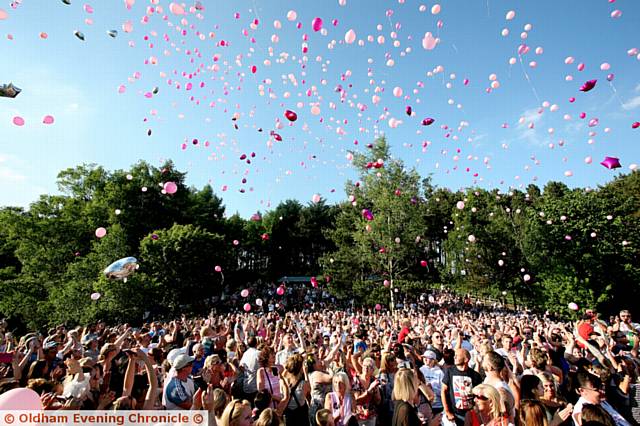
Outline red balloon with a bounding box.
[632,122,640,129]
[284,110,298,122]
[420,260,427,267]
[421,117,435,126]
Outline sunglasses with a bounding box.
[473,394,489,401]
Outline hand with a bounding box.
[41,392,60,410]
[551,404,573,426]
[368,379,379,392]
[445,411,456,421]
[192,388,203,410]
[97,391,116,409]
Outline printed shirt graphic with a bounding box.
[452,375,473,411]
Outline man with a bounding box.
[276,332,300,367]
[441,348,482,426]
[482,351,515,422]
[572,372,630,426]
[239,336,260,401]
[163,353,195,410]
[28,340,59,380]
[616,310,640,335]
[495,335,514,358]
[419,350,444,414]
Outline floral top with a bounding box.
[352,374,378,420]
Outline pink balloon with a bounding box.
[163,181,178,194]
[243,303,251,312]
[456,201,465,209]
[12,116,24,126]
[383,279,390,287]
[169,2,185,15]
[0,9,8,20]
[122,20,133,32]
[90,292,101,300]
[505,10,516,20]
[422,32,437,50]
[42,115,55,125]
[568,302,579,311]
[344,29,356,44]
[375,303,382,311]
[0,387,43,410]
[95,227,107,238]
[214,265,222,272]
[276,286,285,296]
[124,0,135,10]
[312,194,321,203]
[241,289,249,297]
[83,4,94,13]
[431,4,441,14]
[312,17,323,32]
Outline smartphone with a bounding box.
[0,352,13,363]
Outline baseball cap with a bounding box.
[423,350,437,360]
[172,354,195,370]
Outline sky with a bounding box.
[1,0,639,218]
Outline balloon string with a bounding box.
[609,82,626,109]
[486,0,491,18]
[518,54,540,103]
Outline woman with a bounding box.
[324,372,356,426]
[308,354,334,425]
[517,399,548,426]
[463,384,506,426]
[520,375,544,401]
[538,372,570,423]
[391,368,420,426]
[220,399,254,426]
[281,354,310,425]
[352,357,381,426]
[377,352,398,425]
[257,347,282,408]
[209,388,229,426]
[255,408,283,426]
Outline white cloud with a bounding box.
[622,95,640,110]
[515,107,545,146]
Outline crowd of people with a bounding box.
[1,290,639,426]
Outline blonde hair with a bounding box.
[332,372,351,394]
[392,368,418,403]
[219,399,251,426]
[200,325,214,338]
[316,408,333,426]
[255,408,282,426]
[472,384,502,419]
[204,354,222,370]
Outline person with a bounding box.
[316,408,335,426]
[377,352,398,424]
[324,372,356,426]
[482,351,515,422]
[257,347,282,408]
[308,353,334,425]
[220,399,254,426]
[192,343,206,376]
[520,375,544,401]
[255,408,282,426]
[276,333,301,367]
[352,357,380,426]
[240,337,260,402]
[420,350,444,414]
[163,353,195,410]
[538,372,570,423]
[209,388,229,426]
[391,368,420,426]
[572,372,630,426]
[463,384,506,426]
[281,354,310,425]
[517,399,549,426]
[580,403,616,426]
[442,348,483,426]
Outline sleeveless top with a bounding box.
[328,391,354,426]
[310,373,331,407]
[261,367,281,399]
[286,378,307,410]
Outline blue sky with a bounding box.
[1,0,639,217]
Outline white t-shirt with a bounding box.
[162,373,195,410]
[419,365,444,408]
[572,397,631,426]
[240,347,260,393]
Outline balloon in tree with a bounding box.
[104,257,138,279]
